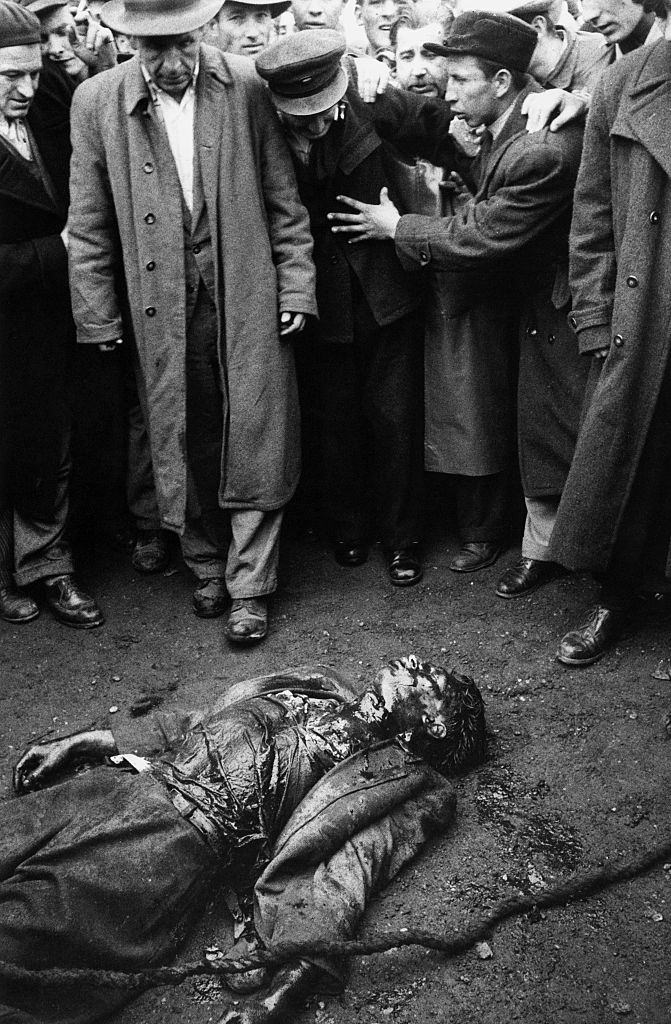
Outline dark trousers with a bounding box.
[297,307,423,550]
[449,471,510,545]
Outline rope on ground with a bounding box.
[2,836,670,992]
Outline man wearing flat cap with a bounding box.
[204,0,290,58]
[257,29,425,588]
[330,11,589,599]
[0,0,105,628]
[67,0,317,644]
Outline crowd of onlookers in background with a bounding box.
[1,0,669,665]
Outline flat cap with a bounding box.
[453,0,552,16]
[0,0,40,46]
[256,28,348,115]
[425,10,537,73]
[18,0,68,16]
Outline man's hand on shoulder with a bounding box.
[522,89,588,133]
[279,312,306,337]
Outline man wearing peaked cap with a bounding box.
[330,9,590,598]
[67,0,317,644]
[257,29,426,588]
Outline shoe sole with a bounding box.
[224,629,267,645]
[51,615,105,630]
[496,579,545,599]
[0,609,40,624]
[450,552,501,574]
[193,605,227,619]
[556,649,607,667]
[389,571,423,588]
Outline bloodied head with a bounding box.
[374,655,486,774]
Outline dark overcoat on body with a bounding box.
[68,46,317,533]
[550,41,671,572]
[0,64,72,501]
[371,83,586,495]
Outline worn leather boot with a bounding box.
[0,585,39,623]
[496,557,561,598]
[131,530,169,574]
[556,605,627,667]
[43,575,104,629]
[224,597,268,645]
[449,542,502,573]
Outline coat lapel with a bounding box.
[611,41,671,179]
[195,48,228,234]
[0,138,59,216]
[475,81,540,196]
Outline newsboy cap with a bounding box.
[255,28,348,116]
[424,10,537,73]
[18,0,68,18]
[0,0,40,46]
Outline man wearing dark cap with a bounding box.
[256,29,425,587]
[0,0,104,627]
[67,0,317,644]
[330,11,588,599]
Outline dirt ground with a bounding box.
[1,515,670,1024]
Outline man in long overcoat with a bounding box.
[550,37,671,665]
[68,0,317,644]
[0,0,104,629]
[330,11,587,595]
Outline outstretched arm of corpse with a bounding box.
[13,729,118,794]
[219,748,456,1023]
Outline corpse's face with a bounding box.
[134,29,204,98]
[0,44,41,120]
[581,0,644,42]
[444,53,501,127]
[395,23,449,96]
[280,103,338,139]
[355,0,399,52]
[212,1,274,56]
[290,0,345,31]
[40,5,85,77]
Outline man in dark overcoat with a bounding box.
[330,10,587,597]
[256,30,425,587]
[0,0,103,628]
[68,0,317,644]
[550,37,671,665]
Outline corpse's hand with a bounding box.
[328,187,400,243]
[522,88,587,133]
[13,729,117,795]
[279,312,306,337]
[219,961,318,1024]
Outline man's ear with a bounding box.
[422,714,447,739]
[354,1,364,26]
[493,67,513,99]
[531,14,548,35]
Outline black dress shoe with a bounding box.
[0,585,39,623]
[193,577,228,618]
[387,546,423,587]
[131,530,170,574]
[496,557,560,599]
[43,575,104,629]
[556,605,627,667]
[334,542,368,567]
[449,542,502,573]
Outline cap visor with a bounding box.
[269,64,347,116]
[101,0,223,35]
[423,41,451,57]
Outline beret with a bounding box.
[256,28,348,115]
[424,10,537,73]
[0,0,41,46]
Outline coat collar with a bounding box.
[611,40,671,178]
[0,138,60,217]
[123,44,234,116]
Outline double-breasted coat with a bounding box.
[372,84,586,493]
[550,41,671,572]
[68,46,317,533]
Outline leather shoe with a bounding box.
[131,530,169,574]
[496,557,560,599]
[556,605,627,667]
[449,542,501,573]
[386,546,423,587]
[334,541,368,567]
[193,578,228,618]
[43,575,104,629]
[224,597,268,645]
[0,585,39,623]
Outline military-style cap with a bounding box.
[255,28,348,116]
[424,10,537,73]
[0,0,40,45]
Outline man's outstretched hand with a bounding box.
[328,187,401,243]
[13,729,118,794]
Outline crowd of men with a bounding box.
[1,0,669,664]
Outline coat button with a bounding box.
[143,161,154,173]
[146,260,155,271]
[145,306,156,317]
[626,275,638,287]
[144,213,155,224]
[419,250,429,264]
[192,244,201,255]
[548,333,556,344]
[613,333,624,347]
[649,210,659,224]
[568,313,577,329]
[330,255,338,265]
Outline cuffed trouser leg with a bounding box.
[226,508,282,599]
[13,445,74,588]
[180,510,229,581]
[521,496,559,561]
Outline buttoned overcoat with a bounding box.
[68,46,317,532]
[550,41,671,571]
